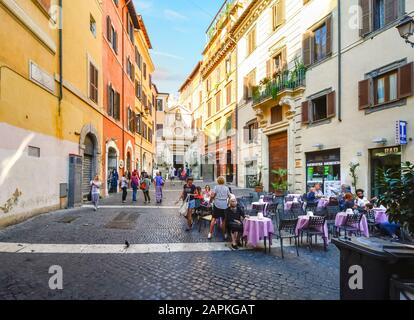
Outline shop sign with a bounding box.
[396,121,408,145]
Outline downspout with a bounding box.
[58,0,63,112]
[338,0,342,122]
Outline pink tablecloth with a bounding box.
[373,209,389,223]
[335,212,369,237]
[243,217,274,247]
[295,215,329,242]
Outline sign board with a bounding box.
[396,121,408,145]
[324,181,342,198]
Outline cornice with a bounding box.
[201,38,235,79]
[233,0,271,41]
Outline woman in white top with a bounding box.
[208,176,231,240]
[90,175,101,211]
[120,174,128,203]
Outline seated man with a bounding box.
[225,198,245,250]
[355,189,370,209]
[314,183,324,198]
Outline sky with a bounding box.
[133,0,224,99]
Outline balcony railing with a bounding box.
[253,68,306,106]
[206,0,236,40]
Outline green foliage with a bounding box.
[349,162,360,193]
[377,162,414,236]
[271,169,288,191]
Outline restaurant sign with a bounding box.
[396,121,408,145]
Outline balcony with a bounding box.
[206,0,236,40]
[252,67,306,107]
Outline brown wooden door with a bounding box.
[268,131,288,191]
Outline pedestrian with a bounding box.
[131,170,139,202]
[176,177,197,231]
[90,175,101,211]
[208,176,231,240]
[154,172,165,204]
[140,173,152,204]
[110,169,119,193]
[169,167,175,186]
[120,173,128,203]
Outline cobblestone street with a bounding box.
[0,182,340,300]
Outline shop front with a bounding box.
[306,149,341,197]
[370,146,402,198]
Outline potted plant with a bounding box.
[349,162,360,194]
[271,168,288,196]
[377,161,414,241]
[254,165,265,192]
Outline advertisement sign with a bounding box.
[396,121,408,145]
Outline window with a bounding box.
[136,114,141,134]
[359,62,413,110]
[303,16,332,67]
[128,18,134,43]
[157,99,163,111]
[89,62,98,103]
[127,57,134,80]
[243,69,256,100]
[207,99,212,117]
[226,116,232,133]
[225,55,231,75]
[271,106,283,124]
[90,15,96,37]
[360,0,404,36]
[106,16,118,53]
[135,48,142,70]
[244,121,258,144]
[272,0,285,31]
[143,63,147,80]
[226,82,232,105]
[127,108,135,132]
[215,91,221,113]
[199,91,203,106]
[108,84,120,120]
[302,91,336,124]
[113,0,119,6]
[156,124,163,137]
[206,78,211,92]
[148,128,153,143]
[246,27,256,56]
[28,146,40,158]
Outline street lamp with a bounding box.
[396,15,414,47]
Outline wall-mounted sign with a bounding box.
[119,160,124,169]
[396,121,408,145]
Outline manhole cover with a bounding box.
[57,216,80,224]
[104,212,140,230]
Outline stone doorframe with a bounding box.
[79,123,101,178]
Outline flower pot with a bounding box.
[255,186,264,192]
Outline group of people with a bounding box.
[168,166,193,185]
[89,170,166,211]
[176,176,244,250]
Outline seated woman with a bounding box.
[225,198,245,250]
[202,185,212,206]
[306,187,317,203]
[341,193,356,211]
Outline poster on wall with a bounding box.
[324,181,342,198]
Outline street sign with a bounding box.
[396,121,408,145]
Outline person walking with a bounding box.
[131,170,139,202]
[90,175,101,211]
[140,173,152,204]
[208,176,231,240]
[120,173,128,203]
[154,172,165,204]
[176,177,197,231]
[110,169,119,193]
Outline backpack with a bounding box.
[140,181,147,190]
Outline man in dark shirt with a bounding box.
[226,198,245,250]
[176,177,197,231]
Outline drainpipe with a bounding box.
[338,0,342,122]
[58,0,63,112]
[234,47,239,187]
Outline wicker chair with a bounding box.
[276,218,299,259]
[301,216,327,252]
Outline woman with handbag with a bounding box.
[176,177,196,231]
[90,175,101,211]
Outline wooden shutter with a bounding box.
[360,0,372,37]
[398,62,414,98]
[243,125,249,143]
[281,47,288,71]
[385,0,399,25]
[253,122,259,142]
[326,16,332,57]
[108,84,113,115]
[243,77,249,100]
[302,33,312,67]
[106,16,112,41]
[358,79,371,110]
[326,91,336,118]
[266,60,271,79]
[273,0,285,30]
[114,92,120,120]
[301,101,310,124]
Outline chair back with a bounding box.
[308,216,326,229]
[265,203,278,217]
[326,206,340,220]
[305,202,317,212]
[279,218,298,233]
[263,195,274,203]
[366,210,376,223]
[345,213,362,227]
[250,192,260,203]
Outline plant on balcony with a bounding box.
[259,77,271,86]
[349,162,360,193]
[377,162,414,239]
[271,168,288,195]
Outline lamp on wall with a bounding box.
[313,143,324,150]
[397,15,414,47]
[372,138,387,145]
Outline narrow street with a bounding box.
[0,182,339,300]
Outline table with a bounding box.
[243,217,274,251]
[373,209,389,224]
[295,215,329,243]
[335,212,369,237]
[252,202,267,213]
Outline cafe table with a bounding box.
[335,212,369,237]
[295,215,329,243]
[243,216,274,252]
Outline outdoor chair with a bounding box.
[301,216,327,252]
[276,218,299,259]
[326,205,340,238]
[366,210,377,234]
[338,213,363,239]
[305,201,318,213]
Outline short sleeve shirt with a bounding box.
[183,184,196,200]
[213,185,230,209]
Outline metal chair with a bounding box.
[305,201,318,213]
[326,205,340,238]
[276,218,299,259]
[301,216,327,252]
[366,210,377,234]
[338,213,363,239]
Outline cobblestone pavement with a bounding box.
[0,182,340,300]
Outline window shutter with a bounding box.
[360,0,372,37]
[358,79,371,110]
[243,77,249,100]
[253,122,259,142]
[398,62,414,98]
[326,91,336,118]
[106,16,112,41]
[108,84,112,115]
[385,0,399,25]
[243,126,249,143]
[281,47,288,71]
[301,101,310,124]
[326,16,332,57]
[114,31,118,54]
[114,92,120,120]
[274,0,285,30]
[302,33,312,67]
[266,60,271,79]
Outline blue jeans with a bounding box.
[132,187,138,202]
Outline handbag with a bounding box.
[179,201,188,216]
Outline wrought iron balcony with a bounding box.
[252,68,306,106]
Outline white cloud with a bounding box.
[164,9,188,21]
[153,51,184,61]
[134,0,152,12]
